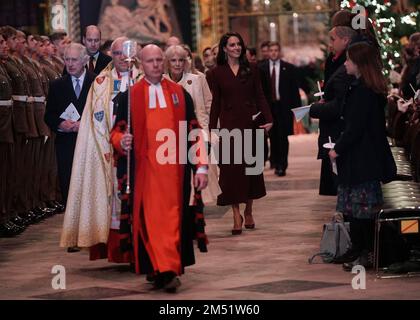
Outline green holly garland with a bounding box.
[340,0,420,74]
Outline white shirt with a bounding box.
[269,59,280,101]
[71,69,86,93]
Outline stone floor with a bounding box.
[1,133,420,300]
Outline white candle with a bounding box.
[269,22,276,41]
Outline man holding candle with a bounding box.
[309,26,356,195]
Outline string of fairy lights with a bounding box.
[340,0,419,75]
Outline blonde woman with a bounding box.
[165,45,221,204]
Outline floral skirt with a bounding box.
[336,180,383,220]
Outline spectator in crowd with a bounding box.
[329,42,395,271]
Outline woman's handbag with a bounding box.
[308,219,352,264]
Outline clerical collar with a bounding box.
[145,77,167,109]
[115,69,130,79]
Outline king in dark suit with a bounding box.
[45,43,96,204]
[259,41,301,176]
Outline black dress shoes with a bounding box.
[10,215,27,228]
[67,246,81,253]
[24,210,39,224]
[0,221,24,237]
[342,251,373,272]
[153,271,181,293]
[51,201,65,213]
[275,169,286,176]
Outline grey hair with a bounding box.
[111,36,129,52]
[64,43,88,63]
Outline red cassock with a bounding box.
[110,78,206,275]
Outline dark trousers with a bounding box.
[55,133,77,205]
[12,133,30,213]
[41,133,59,203]
[349,218,375,255]
[0,143,13,223]
[269,120,289,171]
[319,157,338,196]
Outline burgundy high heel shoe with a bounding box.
[244,213,255,229]
[232,216,243,235]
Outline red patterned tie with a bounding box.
[271,64,276,101]
[89,56,95,72]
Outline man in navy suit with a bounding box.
[82,25,112,75]
[259,41,301,176]
[45,43,96,204]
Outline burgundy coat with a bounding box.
[208,63,273,205]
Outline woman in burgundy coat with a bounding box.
[208,32,273,235]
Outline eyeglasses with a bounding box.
[112,50,123,56]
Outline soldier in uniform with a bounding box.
[49,32,71,72]
[28,33,64,212]
[40,35,63,74]
[0,33,22,237]
[13,31,50,217]
[0,27,42,227]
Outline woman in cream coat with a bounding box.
[165,45,221,204]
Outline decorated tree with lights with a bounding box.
[340,0,420,74]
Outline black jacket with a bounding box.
[44,71,96,132]
[334,79,393,185]
[324,52,346,85]
[310,65,354,159]
[259,59,301,135]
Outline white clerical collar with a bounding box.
[145,78,167,109]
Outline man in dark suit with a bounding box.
[259,41,301,176]
[62,26,111,76]
[82,25,112,75]
[309,26,356,196]
[45,43,96,205]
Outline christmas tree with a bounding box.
[340,0,420,74]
